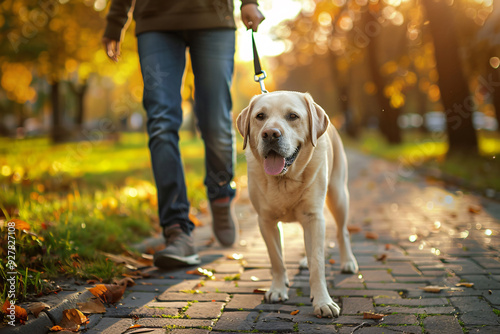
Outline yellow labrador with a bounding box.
[236,91,358,318]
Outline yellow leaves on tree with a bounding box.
[0,62,37,104]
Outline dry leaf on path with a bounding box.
[291,310,300,315]
[420,286,448,293]
[114,277,136,288]
[456,282,474,288]
[347,225,362,233]
[253,288,268,294]
[468,205,482,214]
[365,232,379,240]
[77,298,106,314]
[363,312,385,320]
[329,259,336,264]
[26,302,50,318]
[189,213,203,227]
[376,254,387,262]
[385,244,391,250]
[87,284,126,304]
[51,308,88,331]
[2,300,28,324]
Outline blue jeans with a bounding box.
[137,29,236,235]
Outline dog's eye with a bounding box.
[288,113,299,120]
[256,113,265,120]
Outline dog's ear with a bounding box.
[236,98,255,150]
[304,93,329,147]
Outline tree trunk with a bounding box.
[487,66,500,134]
[329,51,359,139]
[421,0,478,153]
[68,80,88,128]
[364,11,402,144]
[51,81,66,143]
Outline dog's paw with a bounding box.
[340,259,359,274]
[299,257,308,269]
[313,296,340,318]
[265,284,289,303]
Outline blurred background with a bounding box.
[1,0,500,294]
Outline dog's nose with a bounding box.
[262,128,281,143]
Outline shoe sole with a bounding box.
[154,253,201,269]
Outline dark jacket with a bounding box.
[104,0,258,41]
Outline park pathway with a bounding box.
[6,149,500,333]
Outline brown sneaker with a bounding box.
[153,225,201,268]
[210,197,238,247]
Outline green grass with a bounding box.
[342,129,500,191]
[0,131,248,302]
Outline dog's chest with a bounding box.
[255,178,306,221]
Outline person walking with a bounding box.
[102,1,264,268]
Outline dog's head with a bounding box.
[236,91,329,176]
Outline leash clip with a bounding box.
[254,70,268,94]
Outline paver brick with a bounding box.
[423,315,463,334]
[297,323,338,333]
[375,306,455,314]
[254,312,296,332]
[212,311,259,331]
[156,291,229,302]
[225,294,263,310]
[340,326,422,333]
[341,297,375,315]
[83,318,133,334]
[374,297,449,306]
[184,301,225,319]
[137,318,213,328]
[380,314,418,325]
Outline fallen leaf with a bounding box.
[55,308,88,331]
[363,312,385,320]
[8,218,30,231]
[347,225,362,234]
[455,282,474,288]
[140,282,153,286]
[2,300,28,324]
[253,288,268,294]
[365,232,379,240]
[226,253,244,260]
[50,325,64,331]
[376,254,387,262]
[489,290,493,295]
[77,298,106,314]
[329,259,336,264]
[129,324,143,329]
[115,277,135,288]
[420,286,447,293]
[26,302,50,317]
[291,310,300,315]
[468,205,482,214]
[385,244,391,250]
[189,213,203,227]
[87,284,126,304]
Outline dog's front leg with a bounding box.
[258,217,289,303]
[302,214,340,317]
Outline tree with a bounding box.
[421,0,479,153]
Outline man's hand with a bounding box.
[102,37,121,62]
[241,3,265,32]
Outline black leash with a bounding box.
[252,31,268,94]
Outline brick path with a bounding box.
[15,149,500,333]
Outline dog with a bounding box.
[236,91,359,318]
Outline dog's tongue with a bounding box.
[264,151,285,175]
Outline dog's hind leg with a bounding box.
[259,217,289,303]
[326,183,359,274]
